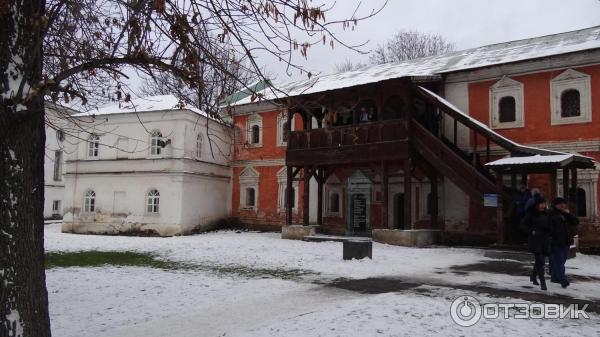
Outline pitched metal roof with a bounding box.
[233,25,600,106]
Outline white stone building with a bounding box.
[61,95,232,236]
[43,103,77,219]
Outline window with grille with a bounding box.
[88,134,99,157]
[84,190,96,213]
[150,130,163,156]
[53,151,62,181]
[147,189,160,213]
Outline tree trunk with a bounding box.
[1,1,52,336]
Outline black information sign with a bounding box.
[351,194,367,230]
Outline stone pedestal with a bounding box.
[372,229,440,247]
[281,225,318,240]
[343,240,372,260]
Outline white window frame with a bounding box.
[196,133,203,159]
[276,111,294,147]
[149,130,163,157]
[52,200,61,214]
[239,166,259,210]
[83,190,96,213]
[324,174,343,217]
[489,77,524,129]
[87,134,100,158]
[276,167,298,212]
[247,114,263,148]
[550,69,592,126]
[146,189,160,214]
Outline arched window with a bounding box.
[245,187,256,207]
[84,190,96,213]
[498,96,516,123]
[382,96,405,120]
[87,134,99,157]
[196,134,203,158]
[146,189,160,214]
[150,130,163,156]
[329,192,340,213]
[251,125,260,144]
[561,89,581,117]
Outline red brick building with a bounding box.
[227,26,600,247]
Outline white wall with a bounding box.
[443,82,471,148]
[62,109,232,236]
[43,105,73,218]
[442,82,471,227]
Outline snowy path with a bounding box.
[45,224,600,336]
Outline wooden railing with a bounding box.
[288,119,408,151]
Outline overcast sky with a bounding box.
[262,0,600,82]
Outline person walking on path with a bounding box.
[549,197,579,288]
[520,196,552,290]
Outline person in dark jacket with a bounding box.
[549,197,579,288]
[520,196,552,290]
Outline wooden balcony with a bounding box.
[286,120,409,166]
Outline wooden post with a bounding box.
[511,173,517,191]
[550,170,557,200]
[286,165,293,226]
[571,168,578,216]
[472,131,478,167]
[486,138,491,163]
[382,161,389,229]
[404,159,412,229]
[317,168,323,226]
[562,168,570,200]
[453,118,458,146]
[496,170,505,245]
[521,173,527,184]
[303,165,310,226]
[431,174,438,229]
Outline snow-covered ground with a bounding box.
[45,224,600,337]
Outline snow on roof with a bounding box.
[74,95,206,117]
[232,25,600,106]
[486,154,574,167]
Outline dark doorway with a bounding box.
[393,193,405,229]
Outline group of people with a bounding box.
[322,106,376,127]
[518,189,579,291]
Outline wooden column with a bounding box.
[404,159,412,229]
[382,161,389,229]
[472,131,478,167]
[453,118,458,146]
[430,174,438,229]
[550,170,558,200]
[571,168,578,216]
[286,165,293,226]
[496,171,505,245]
[562,168,570,200]
[317,168,323,226]
[303,165,310,226]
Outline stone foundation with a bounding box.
[372,229,440,247]
[281,225,318,240]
